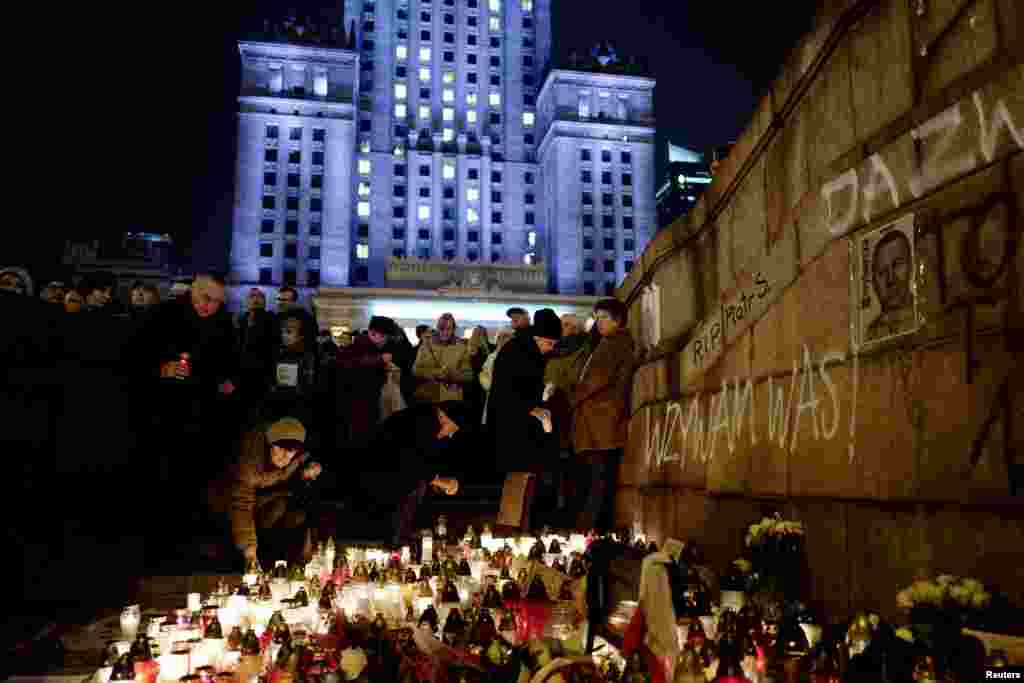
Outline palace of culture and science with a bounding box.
[229,1,656,331]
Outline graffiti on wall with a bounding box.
[690,272,771,369]
[854,213,921,347]
[822,91,1023,239]
[646,343,860,471]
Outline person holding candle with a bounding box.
[206,416,322,566]
[337,401,472,548]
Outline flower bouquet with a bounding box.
[897,575,992,680]
[745,514,805,601]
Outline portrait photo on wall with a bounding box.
[854,213,921,347]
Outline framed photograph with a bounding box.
[854,213,920,347]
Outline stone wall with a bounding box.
[614,0,1023,622]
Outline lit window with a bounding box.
[394,82,407,99]
[443,161,456,179]
[466,92,478,106]
[418,205,431,220]
[489,0,501,12]
[356,243,369,259]
[359,140,370,154]
[357,201,371,217]
[523,254,533,264]
[419,47,432,62]
[393,145,405,157]
[467,187,480,201]
[522,111,535,127]
[418,105,430,120]
[419,67,431,82]
[467,110,478,123]
[521,0,532,10]
[442,128,454,142]
[527,230,536,247]
[489,16,500,31]
[442,71,455,84]
[443,107,454,122]
[442,88,455,103]
[489,92,501,107]
[467,207,479,222]
[314,70,328,97]
[396,45,408,60]
[394,103,407,118]
[578,97,590,118]
[358,159,372,175]
[358,182,371,196]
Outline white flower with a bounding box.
[339,648,368,681]
[970,591,991,610]
[895,627,915,643]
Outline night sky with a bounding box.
[25,0,814,276]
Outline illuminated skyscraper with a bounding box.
[230,5,656,297]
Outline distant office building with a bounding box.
[230,6,657,302]
[656,143,711,229]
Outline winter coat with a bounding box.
[544,333,591,451]
[485,330,552,472]
[412,337,473,403]
[335,333,389,445]
[130,293,238,392]
[237,310,279,382]
[206,426,306,552]
[548,329,635,453]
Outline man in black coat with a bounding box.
[485,308,561,478]
[236,288,278,417]
[130,272,240,489]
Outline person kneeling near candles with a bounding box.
[343,402,470,548]
[207,416,322,566]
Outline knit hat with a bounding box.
[532,308,562,341]
[266,417,306,447]
[368,315,397,336]
[506,307,528,318]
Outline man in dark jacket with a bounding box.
[131,272,239,488]
[237,288,278,417]
[339,401,470,547]
[486,308,561,476]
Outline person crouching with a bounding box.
[207,417,322,566]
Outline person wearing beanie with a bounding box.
[485,308,562,500]
[339,402,468,547]
[545,297,635,533]
[206,416,322,565]
[0,267,34,297]
[506,306,530,331]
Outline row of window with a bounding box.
[263,195,324,211]
[581,192,635,208]
[581,171,631,186]
[582,149,632,164]
[382,63,538,103]
[264,172,323,189]
[259,243,321,260]
[266,125,326,142]
[582,237,636,252]
[582,258,623,273]
[382,247,507,263]
[582,214,636,230]
[264,149,325,165]
[258,268,319,287]
[385,163,533,183]
[261,219,321,236]
[377,204,531,224]
[390,185,535,204]
[387,226,511,244]
[362,0,531,14]
[362,70,536,93]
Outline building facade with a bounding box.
[655,143,712,230]
[230,2,656,301]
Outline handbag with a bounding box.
[497,472,536,529]
[379,369,407,421]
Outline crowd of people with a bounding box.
[2,265,635,570]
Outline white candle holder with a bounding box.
[187,593,202,612]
